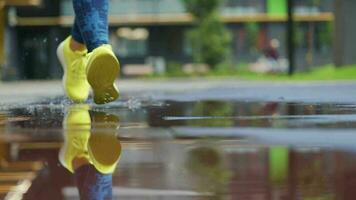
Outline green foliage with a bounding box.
[182,0,232,69]
[319,22,333,47]
[186,147,231,198]
[294,23,304,48]
[190,101,234,127]
[245,22,259,51]
[311,0,321,6]
[182,0,221,19]
[213,61,237,74]
[166,62,185,76]
[234,64,356,81]
[187,14,231,68]
[147,64,356,81]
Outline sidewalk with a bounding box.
[1,78,356,104]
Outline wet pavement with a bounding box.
[1,81,356,199]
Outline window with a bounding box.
[111,27,149,58]
[294,0,334,14]
[222,0,265,15]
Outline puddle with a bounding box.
[1,99,356,199]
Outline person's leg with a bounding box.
[72,0,109,52]
[75,163,113,200]
[71,18,87,52]
[56,15,90,102]
[72,0,119,104]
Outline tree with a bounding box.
[183,0,220,19]
[182,0,231,69]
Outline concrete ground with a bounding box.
[1,78,356,104]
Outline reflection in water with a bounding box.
[3,100,356,199]
[186,146,231,200]
[59,105,121,200]
[269,146,288,185]
[149,100,356,128]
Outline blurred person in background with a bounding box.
[263,38,280,61]
[57,0,120,105]
[250,39,288,74]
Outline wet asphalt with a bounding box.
[1,79,356,200]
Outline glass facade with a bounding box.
[111,27,149,58]
[267,0,334,15]
[222,0,265,15]
[0,9,4,67]
[60,0,333,16]
[294,0,334,13]
[61,0,185,16]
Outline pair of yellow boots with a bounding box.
[57,37,121,173]
[59,106,121,174]
[57,37,120,104]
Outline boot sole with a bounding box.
[87,49,120,104]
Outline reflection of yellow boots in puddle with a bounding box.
[59,107,121,174]
[59,107,121,199]
[59,105,91,173]
[89,112,121,174]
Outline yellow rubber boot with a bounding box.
[57,37,90,102]
[86,45,120,104]
[88,112,121,174]
[59,105,91,173]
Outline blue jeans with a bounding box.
[75,165,113,200]
[71,0,109,52]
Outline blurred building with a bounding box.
[1,0,334,80]
[0,0,44,78]
[334,0,356,67]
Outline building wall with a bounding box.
[334,0,356,66]
[0,7,4,69]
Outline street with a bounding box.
[1,79,356,199]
